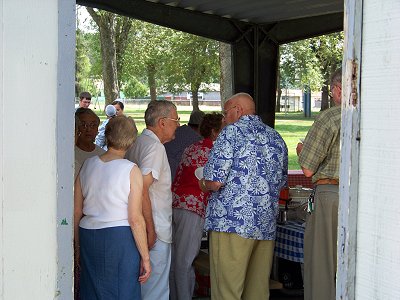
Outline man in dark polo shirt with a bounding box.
[165,110,205,180]
[296,68,342,300]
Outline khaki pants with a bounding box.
[304,185,339,300]
[209,231,275,300]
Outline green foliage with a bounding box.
[76,7,102,96]
[119,20,220,101]
[163,32,220,93]
[121,77,148,98]
[85,31,102,79]
[280,32,344,91]
[75,28,93,95]
[77,7,219,103]
[122,21,176,96]
[280,40,322,90]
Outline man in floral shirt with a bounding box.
[201,93,288,300]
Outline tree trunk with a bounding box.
[147,63,157,102]
[276,71,282,112]
[99,23,119,105]
[115,18,133,90]
[321,83,330,111]
[87,9,119,106]
[276,88,282,112]
[219,42,233,108]
[191,84,200,112]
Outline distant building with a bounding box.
[278,89,322,112]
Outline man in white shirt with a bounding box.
[126,100,180,300]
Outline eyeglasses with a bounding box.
[79,122,98,129]
[162,117,180,124]
[222,105,237,117]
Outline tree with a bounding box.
[75,8,96,98]
[118,21,174,101]
[78,10,220,109]
[310,33,343,109]
[122,77,148,98]
[279,32,343,112]
[86,8,134,106]
[164,32,220,111]
[280,40,323,90]
[75,27,93,97]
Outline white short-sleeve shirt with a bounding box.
[126,128,173,243]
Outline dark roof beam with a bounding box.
[268,12,343,44]
[260,25,279,46]
[77,0,343,45]
[78,0,252,43]
[232,24,254,49]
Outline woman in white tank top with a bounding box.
[74,116,151,299]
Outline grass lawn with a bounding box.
[95,104,317,170]
[275,111,317,170]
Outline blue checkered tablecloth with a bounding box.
[275,220,305,263]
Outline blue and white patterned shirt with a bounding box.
[204,115,288,240]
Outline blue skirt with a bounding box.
[79,226,141,300]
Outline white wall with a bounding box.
[356,1,400,299]
[0,0,75,298]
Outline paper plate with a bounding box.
[195,167,204,180]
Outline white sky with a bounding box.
[76,5,94,32]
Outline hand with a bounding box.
[296,142,303,156]
[147,230,157,249]
[198,178,207,192]
[139,259,151,284]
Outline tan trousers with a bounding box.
[304,185,339,300]
[209,231,275,300]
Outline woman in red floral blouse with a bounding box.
[170,112,223,300]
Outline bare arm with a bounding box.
[296,142,315,178]
[128,166,151,283]
[73,175,84,267]
[142,172,157,249]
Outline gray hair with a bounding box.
[144,100,177,127]
[106,116,138,150]
[330,67,342,87]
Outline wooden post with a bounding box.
[337,0,363,299]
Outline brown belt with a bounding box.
[315,178,339,185]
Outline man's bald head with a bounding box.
[223,93,256,125]
[228,93,255,113]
